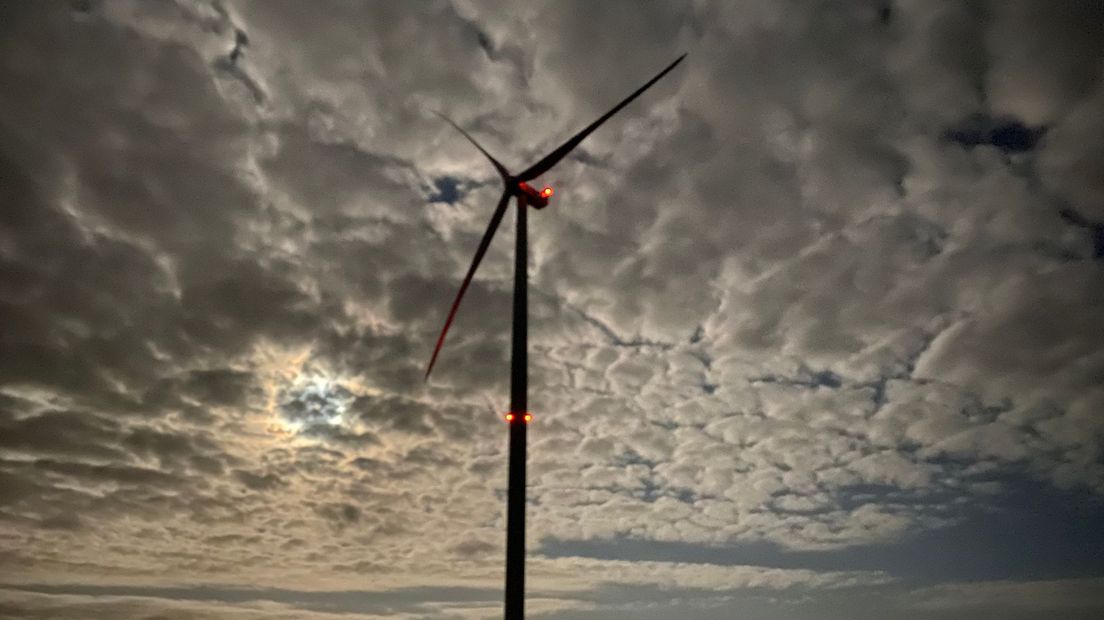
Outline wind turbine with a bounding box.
[424,53,685,620]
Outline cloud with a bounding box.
[907,577,1104,614]
[1,0,1102,617]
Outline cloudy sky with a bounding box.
[2,0,1103,618]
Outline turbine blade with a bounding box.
[518,53,686,182]
[434,111,511,180]
[425,188,513,380]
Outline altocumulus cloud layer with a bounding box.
[1,1,1103,618]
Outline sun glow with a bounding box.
[276,374,355,433]
[254,345,369,437]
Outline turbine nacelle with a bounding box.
[516,181,553,209]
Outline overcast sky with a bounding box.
[2,1,1104,618]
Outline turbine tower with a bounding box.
[425,53,685,620]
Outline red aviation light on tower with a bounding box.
[523,413,533,423]
[505,413,515,422]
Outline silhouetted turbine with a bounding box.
[424,53,685,620]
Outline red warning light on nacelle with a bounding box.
[540,186,554,198]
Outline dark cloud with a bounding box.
[944,114,1045,153]
[0,407,126,462]
[314,502,360,530]
[232,469,284,492]
[1058,208,1104,259]
[179,369,259,408]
